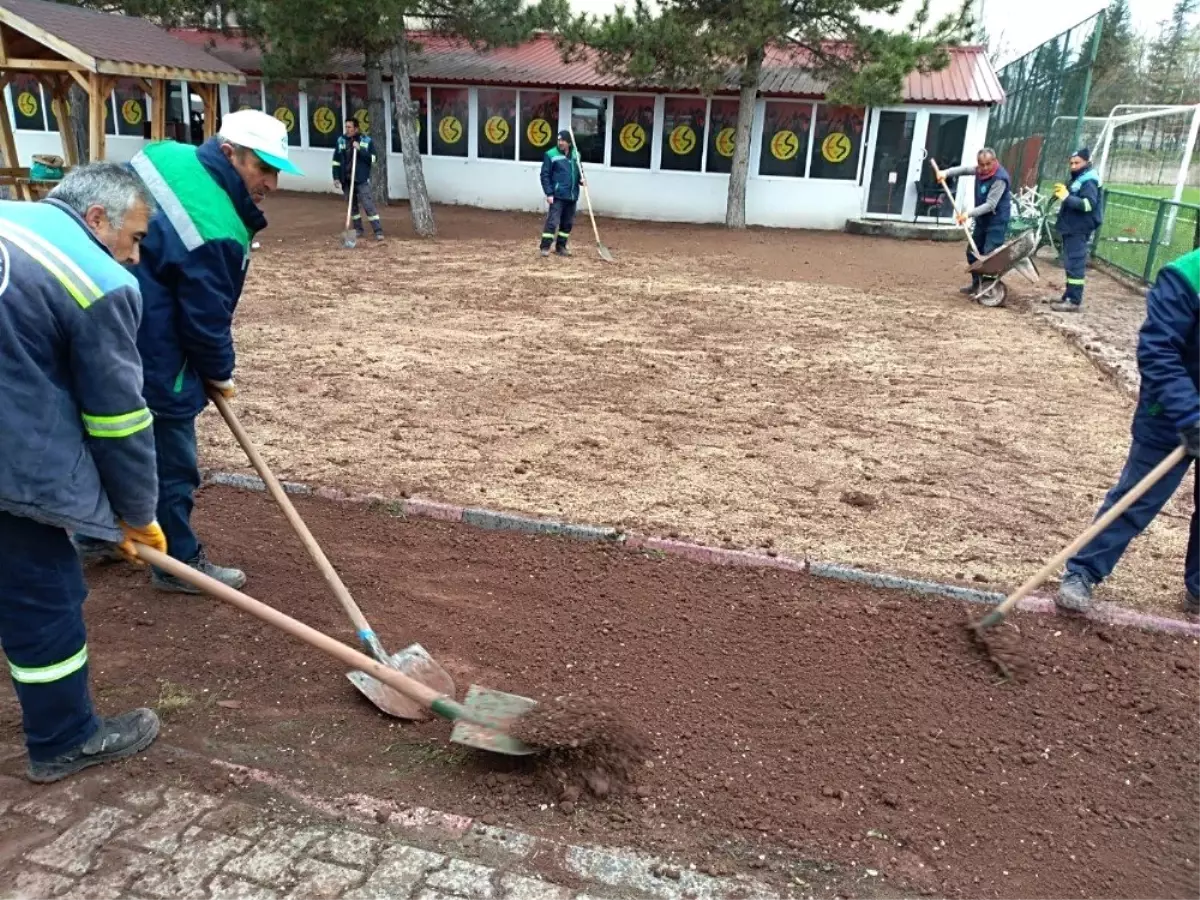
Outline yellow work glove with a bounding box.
[118,520,167,565]
[207,378,236,400]
[955,212,968,226]
[1053,183,1068,201]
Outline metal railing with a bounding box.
[1091,189,1200,283]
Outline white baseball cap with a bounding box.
[217,109,303,176]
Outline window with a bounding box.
[306,82,342,149]
[661,97,705,172]
[809,104,865,180]
[227,79,263,113]
[570,95,607,165]
[706,98,739,174]
[266,82,300,147]
[519,90,557,162]
[46,90,70,133]
[345,82,371,134]
[610,95,653,169]
[759,101,812,178]
[113,79,148,137]
[392,86,429,155]
[11,76,45,130]
[477,88,516,161]
[430,87,468,157]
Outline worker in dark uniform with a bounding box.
[1050,147,1103,312]
[935,148,1012,297]
[538,130,584,258]
[332,117,383,242]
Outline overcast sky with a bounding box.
[564,0,1188,67]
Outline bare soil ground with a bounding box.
[4,487,1196,899]
[206,193,1193,615]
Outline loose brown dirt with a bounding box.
[204,193,1194,616]
[5,487,1195,900]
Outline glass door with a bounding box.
[917,112,970,219]
[865,111,916,216]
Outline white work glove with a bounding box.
[207,378,236,400]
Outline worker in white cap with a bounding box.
[75,110,302,592]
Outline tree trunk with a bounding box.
[724,47,764,229]
[390,33,436,238]
[69,83,89,163]
[364,48,388,207]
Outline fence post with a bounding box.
[1144,201,1168,283]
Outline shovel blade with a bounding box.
[597,243,614,263]
[450,684,538,755]
[345,643,456,721]
[342,230,357,249]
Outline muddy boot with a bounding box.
[27,708,160,784]
[1050,300,1081,313]
[539,248,550,258]
[72,535,123,564]
[959,278,980,296]
[1055,572,1094,613]
[152,548,246,594]
[556,245,572,257]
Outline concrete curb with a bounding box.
[201,470,1200,639]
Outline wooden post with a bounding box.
[150,78,166,141]
[0,73,30,200]
[199,84,218,139]
[87,72,109,161]
[38,74,79,167]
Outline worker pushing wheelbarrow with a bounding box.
[929,151,1043,308]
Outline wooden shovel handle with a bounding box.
[208,392,375,640]
[565,127,603,246]
[344,149,358,229]
[987,445,1189,622]
[929,157,981,257]
[134,545,449,712]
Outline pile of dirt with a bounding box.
[11,486,1195,900]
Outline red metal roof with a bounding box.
[0,0,243,80]
[171,30,1004,106]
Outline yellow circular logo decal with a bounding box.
[16,91,38,118]
[273,106,295,132]
[526,117,552,148]
[821,131,852,164]
[618,122,646,153]
[714,127,735,158]
[352,108,370,132]
[121,99,143,125]
[484,115,510,145]
[437,115,463,144]
[770,130,800,161]
[237,104,254,112]
[313,106,336,135]
[668,124,697,156]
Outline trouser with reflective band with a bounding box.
[1061,232,1090,304]
[0,510,99,761]
[155,413,201,567]
[540,199,576,251]
[343,183,382,235]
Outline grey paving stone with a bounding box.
[27,805,136,876]
[424,859,496,898]
[343,845,445,900]
[122,788,220,853]
[133,827,250,899]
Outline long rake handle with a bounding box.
[929,157,981,258]
[979,445,1189,628]
[566,127,607,251]
[209,392,376,644]
[134,545,467,721]
[344,149,358,231]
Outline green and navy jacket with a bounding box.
[332,134,376,186]
[1134,249,1199,450]
[0,198,158,541]
[540,148,581,202]
[130,138,266,420]
[1056,165,1103,236]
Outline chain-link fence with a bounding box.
[1093,190,1200,282]
[987,12,1105,199]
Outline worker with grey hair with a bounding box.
[934,148,1013,297]
[0,162,166,782]
[75,110,302,593]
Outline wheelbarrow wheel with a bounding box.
[977,280,1007,308]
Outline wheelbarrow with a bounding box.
[967,227,1041,308]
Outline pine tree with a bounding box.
[1145,0,1200,104]
[557,0,972,229]
[1087,0,1137,115]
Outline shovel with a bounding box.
[209,391,456,721]
[341,149,359,249]
[567,127,613,263]
[970,444,1188,677]
[929,157,981,258]
[134,544,537,755]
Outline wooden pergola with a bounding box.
[0,0,244,199]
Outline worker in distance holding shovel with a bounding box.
[333,116,384,242]
[539,130,585,258]
[933,148,1013,296]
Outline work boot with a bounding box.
[1055,571,1094,613]
[27,708,160,784]
[1185,590,1199,618]
[539,248,550,258]
[555,245,571,257]
[374,233,385,242]
[1050,300,1081,313]
[72,535,123,564]
[959,280,980,296]
[151,548,246,594]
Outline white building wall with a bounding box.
[5,79,991,231]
